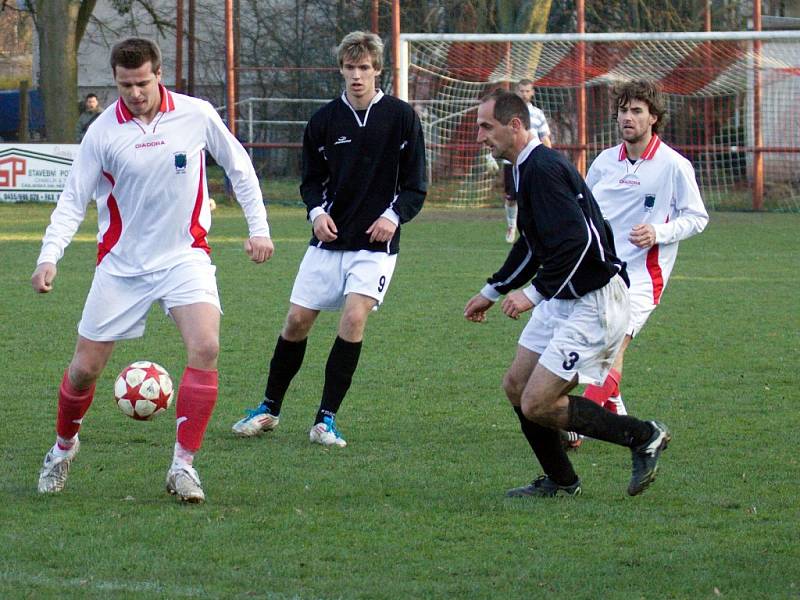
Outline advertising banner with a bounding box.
[0,144,79,203]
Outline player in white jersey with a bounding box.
[502,79,552,242]
[32,38,274,503]
[581,79,708,422]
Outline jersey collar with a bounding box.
[512,137,542,191]
[618,133,661,161]
[115,84,176,124]
[341,90,384,127]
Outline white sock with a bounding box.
[505,203,518,228]
[171,442,195,470]
[53,435,78,458]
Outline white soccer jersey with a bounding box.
[527,104,551,143]
[38,85,269,276]
[586,135,708,305]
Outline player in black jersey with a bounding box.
[464,89,670,497]
[233,31,426,447]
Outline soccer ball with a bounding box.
[113,361,174,420]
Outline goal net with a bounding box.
[399,32,800,211]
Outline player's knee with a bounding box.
[338,309,369,340]
[502,370,524,403]
[189,338,219,368]
[519,391,552,423]
[283,310,314,340]
[68,362,102,389]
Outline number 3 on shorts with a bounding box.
[562,351,579,371]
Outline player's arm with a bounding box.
[203,103,273,262]
[501,288,535,319]
[33,131,103,292]
[31,262,57,294]
[464,292,494,323]
[299,114,338,242]
[651,159,709,246]
[466,263,538,323]
[539,114,553,148]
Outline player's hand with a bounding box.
[629,223,657,249]
[464,293,494,323]
[313,213,338,242]
[501,290,534,320]
[31,262,57,294]
[244,236,274,263]
[366,216,397,243]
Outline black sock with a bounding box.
[513,406,578,487]
[315,336,362,424]
[262,336,307,416]
[566,395,653,447]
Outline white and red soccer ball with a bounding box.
[113,361,174,420]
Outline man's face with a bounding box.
[617,99,657,145]
[516,83,534,103]
[85,96,98,111]
[115,62,162,120]
[340,55,380,104]
[477,100,515,161]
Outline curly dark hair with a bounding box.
[611,80,668,134]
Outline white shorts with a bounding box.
[519,275,630,385]
[78,261,221,342]
[290,246,397,311]
[627,285,657,337]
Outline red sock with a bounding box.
[56,370,95,444]
[583,368,621,407]
[175,367,218,453]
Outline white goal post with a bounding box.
[399,31,800,211]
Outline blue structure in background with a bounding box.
[0,89,46,140]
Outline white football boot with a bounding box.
[166,465,205,503]
[309,415,347,448]
[231,404,280,437]
[38,438,80,494]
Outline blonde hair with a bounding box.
[336,31,384,72]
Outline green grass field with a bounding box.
[0,204,797,599]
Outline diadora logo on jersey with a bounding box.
[334,136,352,145]
[619,174,641,186]
[135,140,166,150]
[643,194,655,211]
[174,152,187,174]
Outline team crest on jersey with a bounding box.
[643,194,656,211]
[174,152,187,173]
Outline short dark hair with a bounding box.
[110,38,162,75]
[517,78,534,88]
[612,79,668,134]
[480,88,530,130]
[85,93,98,100]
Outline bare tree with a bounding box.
[22,0,97,143]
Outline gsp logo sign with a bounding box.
[0,144,77,203]
[0,156,25,187]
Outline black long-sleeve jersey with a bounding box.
[300,91,427,255]
[486,142,628,301]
